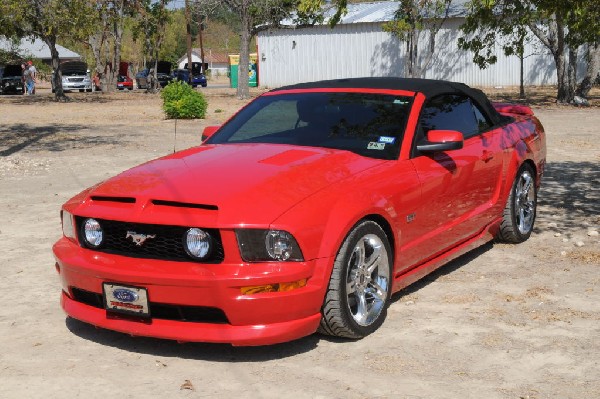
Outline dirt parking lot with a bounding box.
[0,86,599,399]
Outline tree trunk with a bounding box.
[567,46,578,101]
[110,0,125,93]
[46,36,67,101]
[103,40,112,93]
[237,8,251,100]
[529,13,573,103]
[89,33,105,92]
[198,16,205,73]
[576,43,600,98]
[519,51,525,99]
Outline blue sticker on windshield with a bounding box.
[378,136,396,144]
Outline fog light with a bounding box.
[83,218,103,247]
[184,228,212,260]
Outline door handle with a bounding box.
[482,150,494,162]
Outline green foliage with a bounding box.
[458,0,530,69]
[297,0,347,26]
[161,80,208,119]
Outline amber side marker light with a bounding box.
[241,279,307,295]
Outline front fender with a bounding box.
[270,161,421,285]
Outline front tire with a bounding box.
[497,164,537,243]
[319,220,392,339]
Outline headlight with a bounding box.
[61,210,76,239]
[184,228,212,260]
[82,218,103,247]
[236,229,304,262]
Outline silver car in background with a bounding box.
[53,61,92,93]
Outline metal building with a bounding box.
[257,1,557,88]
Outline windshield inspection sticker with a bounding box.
[368,142,386,150]
[378,136,396,144]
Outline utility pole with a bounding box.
[197,14,206,72]
[185,0,193,80]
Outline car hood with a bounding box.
[75,144,384,227]
[3,64,22,77]
[157,61,171,74]
[60,61,88,74]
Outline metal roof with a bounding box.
[283,0,469,26]
[0,37,80,60]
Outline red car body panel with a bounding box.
[53,79,546,345]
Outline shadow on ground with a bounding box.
[0,92,125,105]
[0,123,126,156]
[538,161,600,226]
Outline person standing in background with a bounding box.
[23,64,34,95]
[27,61,37,94]
[21,63,26,95]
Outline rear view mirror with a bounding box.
[202,125,220,142]
[416,130,464,152]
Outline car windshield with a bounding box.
[208,92,413,160]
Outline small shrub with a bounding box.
[161,80,208,119]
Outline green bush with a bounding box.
[161,80,208,119]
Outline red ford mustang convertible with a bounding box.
[53,78,546,346]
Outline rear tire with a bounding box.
[318,220,392,339]
[497,164,537,243]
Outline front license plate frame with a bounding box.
[103,283,150,318]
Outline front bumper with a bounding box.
[62,80,92,91]
[53,237,328,346]
[1,79,24,93]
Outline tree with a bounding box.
[133,0,172,92]
[459,0,600,103]
[86,0,135,93]
[458,1,531,98]
[222,0,298,99]
[0,0,95,100]
[382,0,453,78]
[188,0,221,76]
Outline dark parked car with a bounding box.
[136,61,173,89]
[1,64,24,95]
[173,68,207,88]
[183,62,208,87]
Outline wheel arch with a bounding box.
[358,214,396,267]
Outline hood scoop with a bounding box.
[152,199,218,211]
[91,196,136,204]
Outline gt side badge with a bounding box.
[406,213,416,223]
[368,142,386,150]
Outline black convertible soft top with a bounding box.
[274,77,504,126]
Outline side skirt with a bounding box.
[391,218,501,293]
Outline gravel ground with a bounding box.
[0,85,598,399]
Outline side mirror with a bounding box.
[416,130,464,152]
[202,125,221,142]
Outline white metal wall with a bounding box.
[257,19,557,88]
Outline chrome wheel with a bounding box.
[515,169,535,235]
[498,164,537,243]
[346,234,390,326]
[319,221,392,339]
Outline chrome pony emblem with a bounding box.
[126,231,156,246]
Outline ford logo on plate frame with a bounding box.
[112,288,139,303]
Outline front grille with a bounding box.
[68,77,84,82]
[71,288,229,324]
[75,218,224,263]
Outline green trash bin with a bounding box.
[229,54,258,88]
